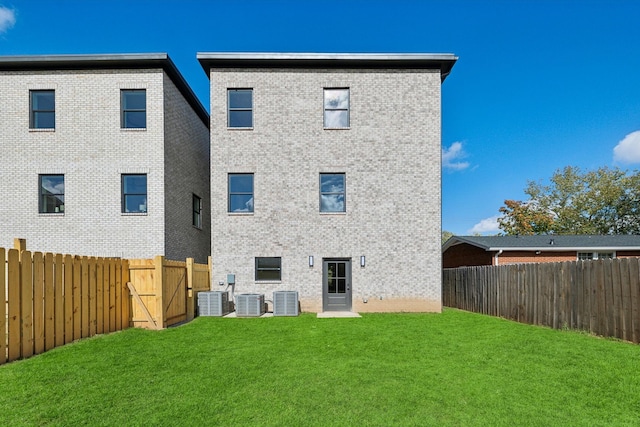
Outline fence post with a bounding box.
[186,258,195,322]
[154,256,165,329]
[13,238,26,253]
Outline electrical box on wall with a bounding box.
[227,274,235,285]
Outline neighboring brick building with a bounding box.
[443,235,640,268]
[0,54,210,262]
[198,53,457,313]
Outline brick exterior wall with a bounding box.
[443,245,640,268]
[496,251,576,264]
[162,74,210,263]
[442,243,494,268]
[209,67,443,312]
[0,67,209,261]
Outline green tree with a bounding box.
[498,166,640,235]
[497,200,554,235]
[442,230,454,245]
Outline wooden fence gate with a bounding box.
[128,256,211,329]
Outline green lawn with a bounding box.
[1,309,639,426]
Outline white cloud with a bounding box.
[0,6,16,34]
[469,215,500,234]
[442,141,470,171]
[613,130,640,164]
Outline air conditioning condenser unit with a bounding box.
[273,291,299,316]
[236,293,265,317]
[198,291,230,317]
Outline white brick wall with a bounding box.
[209,68,443,312]
[0,67,209,261]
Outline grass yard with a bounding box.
[1,309,639,426]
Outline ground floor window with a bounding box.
[578,252,615,261]
[255,257,281,281]
[122,174,147,213]
[39,174,64,213]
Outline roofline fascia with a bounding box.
[442,236,640,253]
[0,53,209,128]
[197,52,458,83]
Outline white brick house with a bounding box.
[198,53,457,312]
[0,54,210,263]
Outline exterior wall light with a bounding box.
[360,255,366,268]
[308,255,314,267]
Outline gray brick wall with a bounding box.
[162,73,211,263]
[209,68,442,312]
[0,67,209,262]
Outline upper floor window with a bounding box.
[39,174,64,214]
[320,173,346,212]
[122,174,147,213]
[30,90,55,129]
[324,88,349,128]
[228,173,254,213]
[192,194,202,228]
[228,89,253,128]
[121,89,146,128]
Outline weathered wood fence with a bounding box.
[2,240,212,364]
[443,258,640,343]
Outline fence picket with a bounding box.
[629,258,640,344]
[44,253,55,351]
[53,254,64,348]
[7,249,21,362]
[21,251,34,358]
[619,258,632,342]
[63,254,73,344]
[88,258,97,337]
[0,248,5,364]
[33,252,45,355]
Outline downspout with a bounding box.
[494,250,503,266]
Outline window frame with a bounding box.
[228,173,254,213]
[121,89,147,129]
[192,193,202,229]
[577,251,616,261]
[323,88,350,129]
[319,173,346,213]
[255,257,282,281]
[227,88,253,128]
[30,90,56,130]
[38,174,64,214]
[121,174,148,214]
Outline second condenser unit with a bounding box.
[236,293,266,317]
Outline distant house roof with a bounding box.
[0,53,209,127]
[197,52,458,82]
[443,235,640,253]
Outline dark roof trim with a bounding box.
[197,52,458,83]
[443,235,640,253]
[0,53,209,127]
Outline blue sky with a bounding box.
[2,0,640,236]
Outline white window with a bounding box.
[578,252,615,261]
[324,88,349,128]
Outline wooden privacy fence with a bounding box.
[2,240,212,364]
[128,256,211,330]
[1,246,130,365]
[443,258,640,343]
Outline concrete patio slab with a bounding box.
[317,311,361,318]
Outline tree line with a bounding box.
[498,166,640,235]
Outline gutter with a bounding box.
[494,250,503,266]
